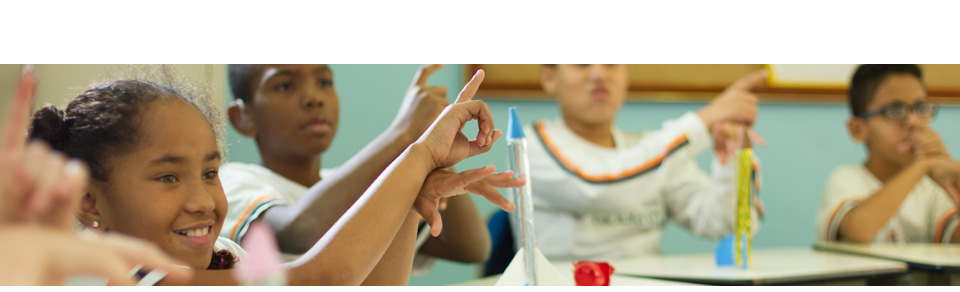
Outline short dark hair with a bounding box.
[848,64,923,117]
[228,64,263,102]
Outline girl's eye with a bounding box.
[157,174,179,183]
[274,83,293,92]
[202,170,219,180]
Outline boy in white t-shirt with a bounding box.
[221,64,506,274]
[526,65,766,261]
[816,64,960,243]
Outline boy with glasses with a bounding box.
[816,64,960,243]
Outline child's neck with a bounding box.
[563,117,615,148]
[863,155,902,183]
[260,152,322,187]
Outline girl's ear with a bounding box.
[228,99,257,138]
[77,188,104,231]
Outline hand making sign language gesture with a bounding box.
[411,70,520,236]
[699,70,769,164]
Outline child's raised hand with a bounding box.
[414,166,521,236]
[392,64,451,140]
[413,70,498,169]
[697,70,767,129]
[711,122,766,165]
[0,66,91,231]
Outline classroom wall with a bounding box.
[0,64,225,124]
[3,64,958,286]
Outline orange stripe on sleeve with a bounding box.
[536,121,688,183]
[230,196,279,242]
[934,208,958,243]
[824,198,861,241]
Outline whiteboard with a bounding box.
[766,64,858,89]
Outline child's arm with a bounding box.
[838,159,936,242]
[359,210,419,285]
[257,65,451,254]
[953,222,960,243]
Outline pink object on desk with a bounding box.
[233,222,287,285]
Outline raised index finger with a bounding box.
[2,65,37,154]
[455,69,485,104]
[411,64,445,88]
[727,69,768,92]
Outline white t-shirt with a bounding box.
[524,112,763,262]
[218,162,436,273]
[815,164,960,243]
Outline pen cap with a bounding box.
[507,107,525,140]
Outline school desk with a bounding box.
[814,241,960,285]
[452,260,701,286]
[606,247,907,285]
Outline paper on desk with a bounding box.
[496,247,573,286]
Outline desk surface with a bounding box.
[452,261,701,286]
[452,274,701,286]
[814,241,960,271]
[607,247,907,285]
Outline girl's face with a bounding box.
[89,98,227,269]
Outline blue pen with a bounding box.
[507,107,538,286]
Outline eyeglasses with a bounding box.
[858,102,938,122]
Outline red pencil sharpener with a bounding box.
[573,261,615,286]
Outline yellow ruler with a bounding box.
[734,148,753,268]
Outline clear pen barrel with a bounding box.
[507,138,537,286]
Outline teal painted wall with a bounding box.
[221,64,960,286]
